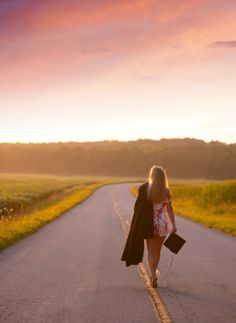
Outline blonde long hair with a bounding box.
[147,165,169,203]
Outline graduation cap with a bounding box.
[164,232,186,254]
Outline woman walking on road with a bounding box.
[121,165,177,288]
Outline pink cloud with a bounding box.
[210,40,236,48]
[0,0,236,92]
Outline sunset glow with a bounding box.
[0,0,236,143]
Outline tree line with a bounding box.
[0,138,235,179]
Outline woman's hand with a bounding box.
[171,225,177,234]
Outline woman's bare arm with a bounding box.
[165,189,177,233]
[166,203,177,227]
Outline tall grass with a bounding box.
[131,179,236,237]
[0,174,90,219]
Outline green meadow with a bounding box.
[1,174,235,251]
[131,179,236,237]
[0,174,91,219]
[0,174,141,251]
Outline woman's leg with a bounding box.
[145,238,158,278]
[153,235,166,267]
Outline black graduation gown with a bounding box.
[121,182,154,266]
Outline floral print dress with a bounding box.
[153,196,171,237]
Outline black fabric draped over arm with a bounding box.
[121,182,154,266]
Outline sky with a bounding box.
[0,0,236,144]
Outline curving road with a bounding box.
[0,183,235,323]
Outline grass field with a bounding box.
[130,179,236,237]
[0,174,92,220]
[0,173,142,251]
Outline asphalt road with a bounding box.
[0,183,158,323]
[0,183,235,323]
[114,183,236,323]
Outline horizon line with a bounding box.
[0,137,235,145]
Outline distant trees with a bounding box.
[0,138,235,179]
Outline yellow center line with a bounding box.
[112,189,173,323]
